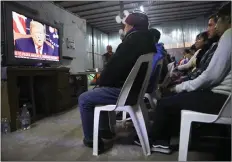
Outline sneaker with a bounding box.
[151,140,172,154]
[99,130,116,140]
[134,136,172,154]
[83,138,104,153]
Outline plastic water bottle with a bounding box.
[1,118,10,134]
[20,104,31,130]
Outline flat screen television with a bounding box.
[2,2,63,66]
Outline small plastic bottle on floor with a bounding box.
[21,104,31,130]
[1,118,11,134]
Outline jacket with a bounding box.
[152,43,166,70]
[188,42,218,80]
[147,43,166,93]
[99,30,155,88]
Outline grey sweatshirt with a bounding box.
[175,28,232,96]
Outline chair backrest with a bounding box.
[161,62,175,88]
[216,94,231,120]
[115,53,154,107]
[146,59,163,94]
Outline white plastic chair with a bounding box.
[121,59,164,120]
[144,59,163,109]
[93,53,154,156]
[178,94,231,161]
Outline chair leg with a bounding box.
[145,94,156,109]
[122,111,127,121]
[178,115,192,161]
[93,109,101,156]
[108,111,116,134]
[155,88,161,100]
[140,102,150,130]
[128,106,151,156]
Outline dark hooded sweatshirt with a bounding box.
[99,29,156,88]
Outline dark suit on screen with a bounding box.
[15,37,54,55]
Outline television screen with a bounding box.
[12,11,59,62]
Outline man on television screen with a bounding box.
[15,21,54,55]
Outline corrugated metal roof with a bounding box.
[54,1,226,34]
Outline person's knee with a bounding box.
[78,91,89,107]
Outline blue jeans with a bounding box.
[78,87,121,141]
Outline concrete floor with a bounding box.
[1,107,217,161]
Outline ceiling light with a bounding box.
[140,5,144,12]
[123,10,130,17]
[115,15,122,24]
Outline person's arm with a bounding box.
[174,28,232,93]
[177,50,200,71]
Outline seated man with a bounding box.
[78,12,156,151]
[134,2,231,154]
[147,28,167,93]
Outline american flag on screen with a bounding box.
[12,11,27,34]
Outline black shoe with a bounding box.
[134,136,172,154]
[83,138,104,153]
[151,140,172,154]
[99,130,116,140]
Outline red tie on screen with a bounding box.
[37,46,41,55]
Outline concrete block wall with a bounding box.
[15,1,88,73]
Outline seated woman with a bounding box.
[177,31,209,72]
[170,32,209,86]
